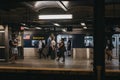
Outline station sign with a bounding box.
[32,36,44,40]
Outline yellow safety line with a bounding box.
[0,66,119,73]
[0,66,92,72]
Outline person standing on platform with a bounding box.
[105,40,114,63]
[46,33,55,59]
[67,39,71,56]
[9,38,18,63]
[38,40,42,58]
[38,40,46,59]
[56,38,66,62]
[50,37,56,59]
[9,39,13,58]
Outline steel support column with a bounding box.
[93,0,105,80]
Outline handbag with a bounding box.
[62,46,66,52]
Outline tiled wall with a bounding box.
[23,48,93,60]
[73,48,93,60]
[24,48,38,58]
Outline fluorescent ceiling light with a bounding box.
[36,27,42,29]
[62,29,66,32]
[21,23,26,26]
[24,27,29,29]
[83,26,87,29]
[0,31,5,33]
[81,23,86,26]
[53,23,60,26]
[39,14,72,19]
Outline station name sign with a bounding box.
[32,36,44,40]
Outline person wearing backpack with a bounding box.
[39,40,46,59]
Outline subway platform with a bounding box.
[0,56,120,80]
[0,55,119,72]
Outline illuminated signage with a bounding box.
[32,36,44,40]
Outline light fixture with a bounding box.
[21,23,26,26]
[38,14,72,19]
[24,27,29,29]
[83,26,87,29]
[0,31,5,33]
[62,28,66,32]
[53,23,60,26]
[35,27,42,29]
[81,23,86,26]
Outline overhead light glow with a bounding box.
[34,1,41,7]
[0,31,5,33]
[39,14,72,19]
[62,29,66,32]
[0,25,4,29]
[36,27,42,29]
[21,23,26,26]
[81,23,86,26]
[83,26,87,29]
[53,23,60,26]
[24,27,29,29]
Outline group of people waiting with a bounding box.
[38,33,71,62]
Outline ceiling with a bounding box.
[0,0,120,32]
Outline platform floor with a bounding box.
[0,55,119,72]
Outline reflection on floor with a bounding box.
[0,55,119,71]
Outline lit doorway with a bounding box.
[112,34,120,59]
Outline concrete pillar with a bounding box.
[5,25,9,62]
[93,0,105,80]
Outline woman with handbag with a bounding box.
[56,38,66,62]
